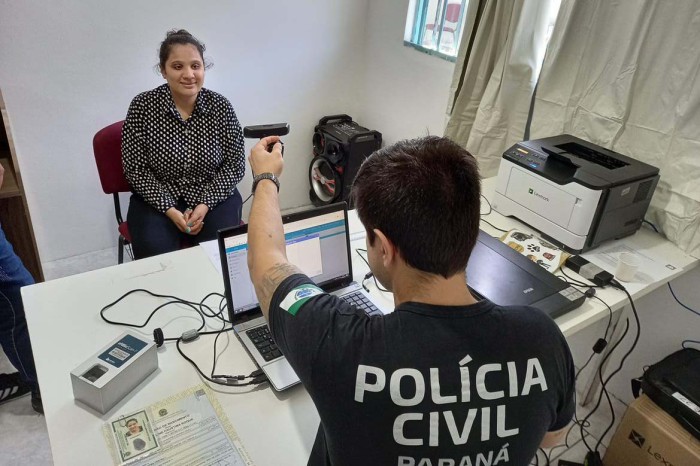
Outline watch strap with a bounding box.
[252,172,280,193]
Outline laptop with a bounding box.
[467,231,585,319]
[217,202,388,391]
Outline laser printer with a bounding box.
[492,134,660,253]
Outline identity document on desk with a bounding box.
[102,385,254,465]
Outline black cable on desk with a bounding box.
[667,283,700,318]
[198,292,230,323]
[559,267,603,288]
[576,279,641,456]
[682,339,700,349]
[576,352,596,381]
[545,306,611,462]
[242,192,253,206]
[592,281,641,453]
[176,334,266,387]
[591,295,614,342]
[555,275,613,342]
[354,248,389,292]
[643,219,658,233]
[479,194,510,234]
[480,218,509,234]
[179,327,265,386]
[579,318,631,453]
[480,194,493,216]
[100,288,207,335]
[560,256,645,458]
[211,315,228,380]
[101,288,267,387]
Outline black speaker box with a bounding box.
[309,114,381,207]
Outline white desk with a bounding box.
[23,191,697,465]
[23,248,319,466]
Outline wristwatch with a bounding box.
[252,172,280,193]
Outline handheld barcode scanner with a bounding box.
[243,123,289,154]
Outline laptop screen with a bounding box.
[218,203,353,317]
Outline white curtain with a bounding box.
[531,0,700,258]
[445,0,560,176]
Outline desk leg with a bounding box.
[580,304,629,407]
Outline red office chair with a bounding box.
[93,120,132,264]
[425,2,462,47]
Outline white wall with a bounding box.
[360,0,455,144]
[0,0,369,263]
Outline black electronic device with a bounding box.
[467,231,586,318]
[243,123,289,154]
[309,114,381,207]
[242,123,289,139]
[564,255,613,286]
[640,349,700,440]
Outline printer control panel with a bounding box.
[504,146,547,170]
[504,143,581,185]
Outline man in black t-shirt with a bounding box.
[246,136,575,465]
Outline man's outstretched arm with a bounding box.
[246,136,302,319]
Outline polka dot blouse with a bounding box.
[121,84,246,213]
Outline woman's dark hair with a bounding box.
[158,29,208,70]
[351,136,481,278]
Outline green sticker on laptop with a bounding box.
[280,285,324,316]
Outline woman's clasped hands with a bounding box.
[165,204,208,235]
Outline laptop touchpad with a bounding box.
[264,358,301,391]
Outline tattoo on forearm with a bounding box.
[258,262,302,313]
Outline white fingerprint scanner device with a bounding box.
[71,331,158,414]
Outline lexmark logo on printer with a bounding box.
[528,188,550,202]
[628,429,645,448]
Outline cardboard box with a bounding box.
[604,394,700,466]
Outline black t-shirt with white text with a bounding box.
[269,275,575,466]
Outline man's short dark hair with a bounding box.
[352,135,481,278]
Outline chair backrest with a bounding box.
[93,120,130,194]
[445,3,461,24]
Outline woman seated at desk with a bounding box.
[122,29,245,259]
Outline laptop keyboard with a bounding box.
[245,291,382,362]
[246,326,282,362]
[341,291,383,316]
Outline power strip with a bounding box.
[565,255,613,287]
